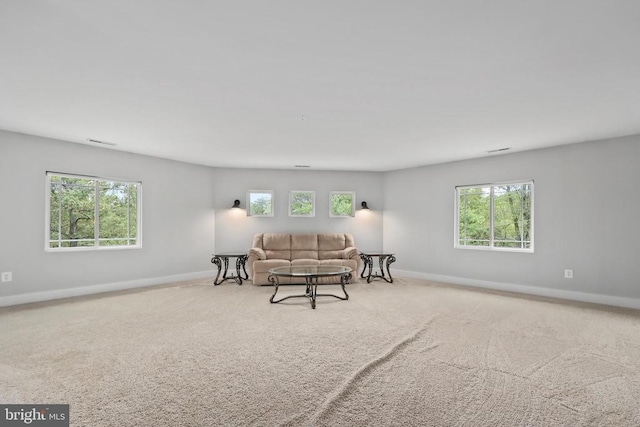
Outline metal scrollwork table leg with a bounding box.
[211,254,248,285]
[269,273,350,309]
[360,253,396,283]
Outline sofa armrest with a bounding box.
[343,246,359,260]
[249,247,267,260]
[246,247,267,279]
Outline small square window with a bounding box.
[246,190,274,217]
[329,191,355,217]
[289,191,315,217]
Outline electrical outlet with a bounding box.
[1,272,12,282]
[564,269,573,279]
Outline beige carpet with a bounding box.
[1,277,640,426]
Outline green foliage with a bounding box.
[331,193,354,216]
[290,192,314,215]
[249,194,272,215]
[458,184,532,249]
[99,182,138,246]
[49,175,138,248]
[493,184,532,248]
[458,187,490,246]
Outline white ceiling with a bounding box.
[2,1,640,171]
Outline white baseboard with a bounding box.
[395,269,640,310]
[0,271,213,307]
[4,270,638,311]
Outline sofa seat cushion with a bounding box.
[290,251,319,260]
[318,259,357,267]
[252,259,291,274]
[251,259,292,285]
[291,259,321,266]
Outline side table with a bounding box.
[360,252,396,283]
[211,253,249,285]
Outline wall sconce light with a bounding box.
[231,199,241,209]
[361,201,370,210]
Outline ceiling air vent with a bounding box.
[87,138,117,147]
[487,147,510,153]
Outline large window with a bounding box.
[46,172,141,250]
[455,181,533,252]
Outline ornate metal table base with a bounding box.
[360,253,396,283]
[269,272,351,310]
[211,254,249,285]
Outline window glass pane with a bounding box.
[493,184,532,249]
[99,181,138,246]
[330,192,355,217]
[247,191,273,216]
[289,191,315,216]
[129,185,138,241]
[53,177,96,248]
[49,183,61,247]
[458,186,490,246]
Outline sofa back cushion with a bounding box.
[318,233,351,260]
[253,233,355,261]
[261,233,291,260]
[291,234,319,260]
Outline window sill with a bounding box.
[454,245,534,254]
[45,245,142,253]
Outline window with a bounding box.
[455,181,533,252]
[246,190,274,217]
[329,191,355,217]
[46,172,141,250]
[289,191,315,217]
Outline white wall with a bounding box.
[0,131,383,305]
[383,134,640,306]
[0,131,217,304]
[212,168,384,252]
[3,128,639,308]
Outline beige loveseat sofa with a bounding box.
[247,233,361,285]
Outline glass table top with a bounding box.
[269,265,352,277]
[360,251,395,256]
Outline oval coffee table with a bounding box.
[268,265,352,309]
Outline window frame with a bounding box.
[45,171,142,252]
[454,180,534,253]
[288,190,316,217]
[329,191,356,217]
[246,190,274,217]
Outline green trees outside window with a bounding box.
[247,191,273,216]
[456,182,533,251]
[330,192,355,217]
[47,173,140,249]
[289,191,315,217]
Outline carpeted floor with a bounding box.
[1,277,640,426]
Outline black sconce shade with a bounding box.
[361,201,369,210]
[232,199,241,209]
